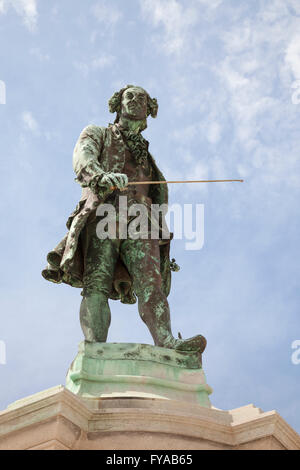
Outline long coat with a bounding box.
[42,123,175,304]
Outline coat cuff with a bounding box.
[75,161,105,194]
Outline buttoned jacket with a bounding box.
[42,124,173,303]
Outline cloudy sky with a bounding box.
[0,0,300,433]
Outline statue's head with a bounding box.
[108,85,158,123]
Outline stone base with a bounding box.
[65,341,212,407]
[0,386,299,450]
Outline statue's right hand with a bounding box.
[100,172,128,190]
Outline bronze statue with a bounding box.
[42,85,206,353]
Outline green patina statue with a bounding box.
[42,85,206,353]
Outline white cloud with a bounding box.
[74,54,115,77]
[196,0,222,7]
[140,0,223,56]
[219,59,250,91]
[285,35,300,80]
[191,161,209,179]
[172,118,221,146]
[208,3,300,189]
[92,1,121,26]
[22,111,39,134]
[30,47,50,62]
[140,0,198,56]
[73,61,89,78]
[91,54,115,69]
[0,0,38,31]
[0,0,5,14]
[153,0,300,195]
[206,121,221,144]
[195,0,223,19]
[171,123,198,143]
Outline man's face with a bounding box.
[120,87,148,120]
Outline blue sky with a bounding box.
[0,0,300,433]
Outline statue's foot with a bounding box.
[162,335,207,353]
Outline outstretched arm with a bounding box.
[73,125,127,195]
[73,125,106,192]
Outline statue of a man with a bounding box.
[42,85,206,353]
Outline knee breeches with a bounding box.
[80,216,162,297]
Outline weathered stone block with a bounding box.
[65,341,212,407]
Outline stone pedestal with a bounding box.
[66,341,212,407]
[1,342,299,450]
[0,386,299,450]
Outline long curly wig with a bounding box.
[108,84,158,122]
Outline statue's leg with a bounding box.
[80,218,119,342]
[121,238,206,352]
[120,238,175,347]
[80,293,111,342]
